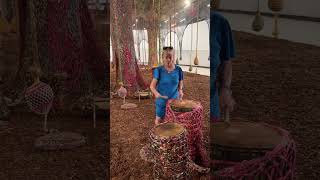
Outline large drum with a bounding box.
[149,122,189,179]
[211,121,296,179]
[165,99,209,167]
[170,99,198,112]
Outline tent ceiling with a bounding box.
[134,0,210,29]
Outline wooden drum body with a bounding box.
[165,99,209,167]
[212,122,296,180]
[150,122,189,179]
[212,122,283,162]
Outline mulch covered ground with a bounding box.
[0,107,108,180]
[111,31,320,179]
[230,31,320,179]
[2,29,318,179]
[110,69,210,179]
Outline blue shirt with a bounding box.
[153,65,184,100]
[210,11,236,119]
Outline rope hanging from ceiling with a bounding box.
[169,0,172,47]
[194,0,200,74]
[174,0,179,65]
[152,0,158,67]
[158,0,162,65]
[189,2,194,72]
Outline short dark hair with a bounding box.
[163,46,173,50]
[211,0,220,10]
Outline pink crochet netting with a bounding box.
[25,82,54,115]
[48,0,106,90]
[211,123,296,180]
[164,99,296,179]
[164,99,210,167]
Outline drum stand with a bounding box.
[91,93,97,129]
[24,82,86,150]
[225,109,231,125]
[92,96,109,128]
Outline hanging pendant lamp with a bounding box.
[252,0,264,32]
[268,0,283,12]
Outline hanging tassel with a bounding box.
[193,0,200,72]
[252,11,264,32]
[194,56,199,65]
[252,0,264,32]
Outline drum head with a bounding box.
[34,131,86,150]
[154,123,185,138]
[212,122,283,149]
[134,91,150,99]
[120,103,137,110]
[171,99,198,112]
[95,101,109,110]
[94,97,108,102]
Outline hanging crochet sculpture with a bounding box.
[110,0,148,93]
[48,0,107,92]
[10,0,107,110]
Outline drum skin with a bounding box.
[170,99,198,112]
[211,121,284,162]
[211,122,296,180]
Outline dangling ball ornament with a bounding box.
[194,56,199,65]
[111,61,115,69]
[117,82,127,99]
[268,0,283,12]
[252,11,264,32]
[189,65,193,72]
[25,82,54,115]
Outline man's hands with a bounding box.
[178,89,184,99]
[219,87,236,112]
